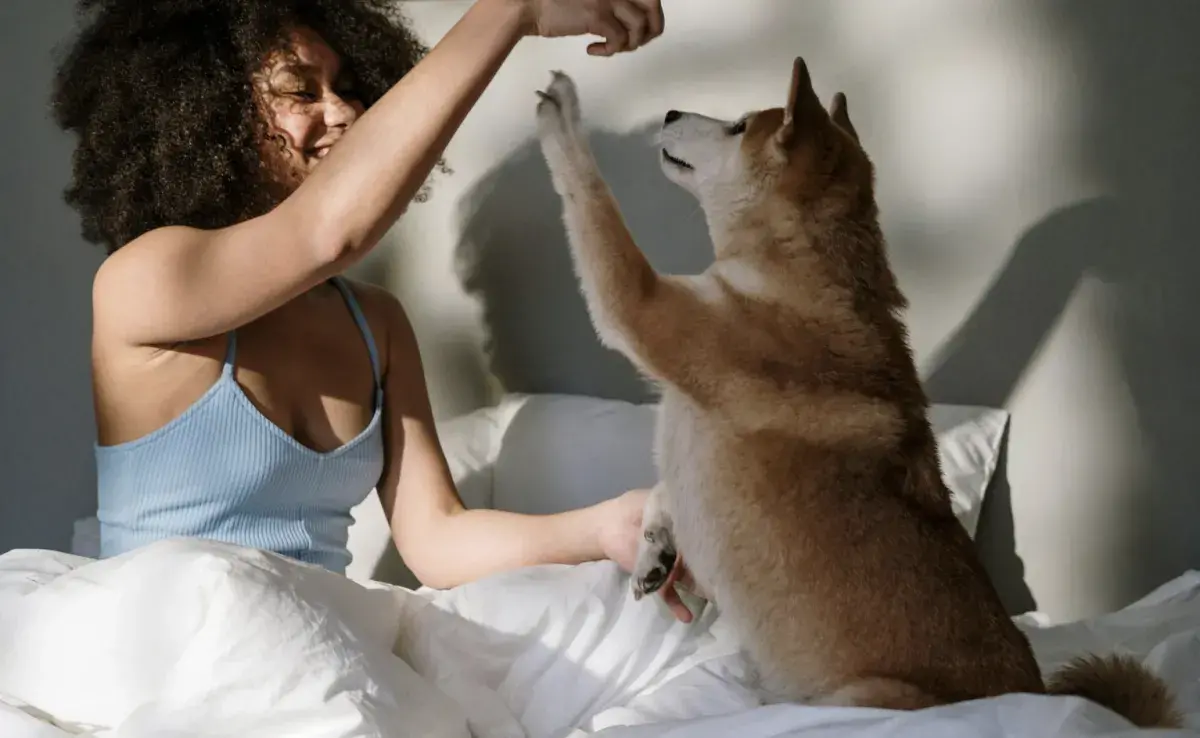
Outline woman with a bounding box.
[52,0,691,620]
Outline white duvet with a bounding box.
[0,540,1196,738]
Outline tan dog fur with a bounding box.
[533,59,1183,728]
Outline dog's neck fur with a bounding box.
[707,191,931,418]
[710,196,905,313]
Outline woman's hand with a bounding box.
[515,0,665,56]
[598,488,695,622]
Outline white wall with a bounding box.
[2,0,1196,624]
[385,0,1200,623]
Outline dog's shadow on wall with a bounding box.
[925,195,1200,617]
[926,0,1200,617]
[921,202,1129,617]
[454,122,713,404]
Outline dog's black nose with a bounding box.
[664,110,682,124]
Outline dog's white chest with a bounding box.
[654,389,727,596]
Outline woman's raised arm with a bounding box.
[93,0,663,348]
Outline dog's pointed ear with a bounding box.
[830,92,859,142]
[779,57,825,147]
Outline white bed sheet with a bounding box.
[0,540,1196,738]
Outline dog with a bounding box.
[532,58,1183,728]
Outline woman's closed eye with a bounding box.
[282,86,358,104]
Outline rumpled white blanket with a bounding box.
[0,539,1196,738]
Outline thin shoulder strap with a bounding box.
[221,331,238,376]
[331,277,382,392]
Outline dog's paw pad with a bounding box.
[633,565,669,599]
[631,534,677,600]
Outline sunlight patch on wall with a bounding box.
[1004,276,1146,621]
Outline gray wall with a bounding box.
[0,1,104,554]
[2,0,1198,624]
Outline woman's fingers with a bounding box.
[630,0,664,41]
[612,0,649,50]
[586,8,628,56]
[585,0,663,56]
[661,583,694,623]
[660,553,694,622]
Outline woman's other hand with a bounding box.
[598,488,695,622]
[515,0,665,56]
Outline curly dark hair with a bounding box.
[52,0,434,254]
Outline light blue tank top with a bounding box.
[95,278,385,574]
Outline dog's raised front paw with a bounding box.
[535,71,582,145]
[631,527,677,600]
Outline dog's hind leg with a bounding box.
[630,484,677,600]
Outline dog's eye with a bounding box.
[729,119,748,135]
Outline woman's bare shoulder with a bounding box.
[337,279,418,375]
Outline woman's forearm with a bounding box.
[406,504,609,590]
[287,0,527,262]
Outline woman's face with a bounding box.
[255,27,365,188]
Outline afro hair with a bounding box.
[52,0,431,254]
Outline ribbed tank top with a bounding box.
[95,277,385,574]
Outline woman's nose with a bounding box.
[325,93,358,128]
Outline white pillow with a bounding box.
[449,393,1007,539]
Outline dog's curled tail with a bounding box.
[1046,653,1184,729]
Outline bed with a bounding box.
[2,393,1196,737]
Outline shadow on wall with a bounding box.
[349,238,494,419]
[926,0,1200,612]
[925,201,1138,616]
[454,122,713,404]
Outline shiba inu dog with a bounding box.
[533,58,1182,728]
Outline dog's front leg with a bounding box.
[535,73,705,381]
[630,484,677,600]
